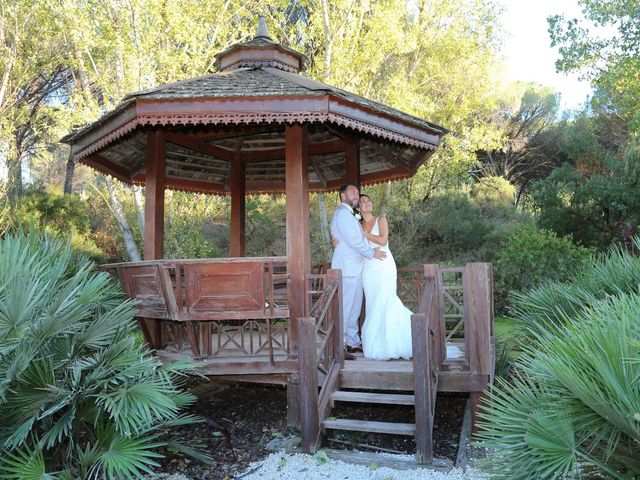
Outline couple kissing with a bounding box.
[330,183,413,361]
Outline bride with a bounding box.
[358,194,413,360]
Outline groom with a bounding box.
[330,183,386,359]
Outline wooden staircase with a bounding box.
[325,389,418,436]
[298,263,494,465]
[321,354,440,463]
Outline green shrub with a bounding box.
[10,187,106,261]
[0,230,206,479]
[470,176,516,212]
[532,156,640,250]
[509,238,640,334]
[494,223,591,311]
[420,191,492,261]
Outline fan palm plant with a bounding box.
[0,230,206,479]
[477,239,640,479]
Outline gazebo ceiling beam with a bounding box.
[407,149,433,173]
[309,155,327,187]
[166,151,229,168]
[367,141,412,171]
[165,132,234,161]
[242,138,347,163]
[165,158,228,175]
[325,124,360,145]
[184,125,286,142]
[164,177,227,194]
[82,153,132,184]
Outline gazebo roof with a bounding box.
[62,21,448,194]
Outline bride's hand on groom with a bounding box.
[373,247,387,260]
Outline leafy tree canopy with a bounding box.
[548,0,640,130]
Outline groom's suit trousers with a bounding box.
[341,273,364,347]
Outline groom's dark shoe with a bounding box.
[346,344,363,354]
[343,349,356,360]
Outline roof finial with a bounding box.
[256,16,270,39]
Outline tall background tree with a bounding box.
[549,0,640,131]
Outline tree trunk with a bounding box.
[105,176,141,261]
[515,180,528,209]
[379,181,392,216]
[317,0,335,260]
[319,0,332,81]
[317,193,332,261]
[63,148,75,194]
[132,184,145,235]
[6,145,22,205]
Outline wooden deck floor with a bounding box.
[154,334,490,393]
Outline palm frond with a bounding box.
[0,445,56,480]
[94,425,163,480]
[96,377,181,436]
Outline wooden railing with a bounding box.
[411,275,443,464]
[101,257,289,361]
[399,263,494,378]
[298,269,343,452]
[397,267,429,311]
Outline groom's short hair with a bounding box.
[339,183,360,199]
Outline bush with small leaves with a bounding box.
[494,223,591,312]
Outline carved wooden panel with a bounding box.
[184,262,265,319]
[118,265,170,319]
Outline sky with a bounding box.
[500,0,593,112]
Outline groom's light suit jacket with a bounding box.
[330,203,374,275]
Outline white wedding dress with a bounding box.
[361,217,413,360]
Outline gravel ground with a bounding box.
[236,452,490,480]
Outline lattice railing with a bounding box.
[440,267,465,340]
[398,267,428,311]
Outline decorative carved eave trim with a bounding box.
[69,95,442,163]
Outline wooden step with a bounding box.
[331,391,415,406]
[340,367,486,393]
[322,418,416,436]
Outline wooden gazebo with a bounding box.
[62,20,493,464]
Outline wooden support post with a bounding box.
[144,131,166,260]
[345,141,360,185]
[143,131,166,348]
[287,373,300,428]
[298,316,320,453]
[470,392,485,434]
[229,153,246,257]
[423,264,445,364]
[463,263,494,377]
[412,307,434,465]
[285,124,310,353]
[463,263,494,432]
[285,124,310,427]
